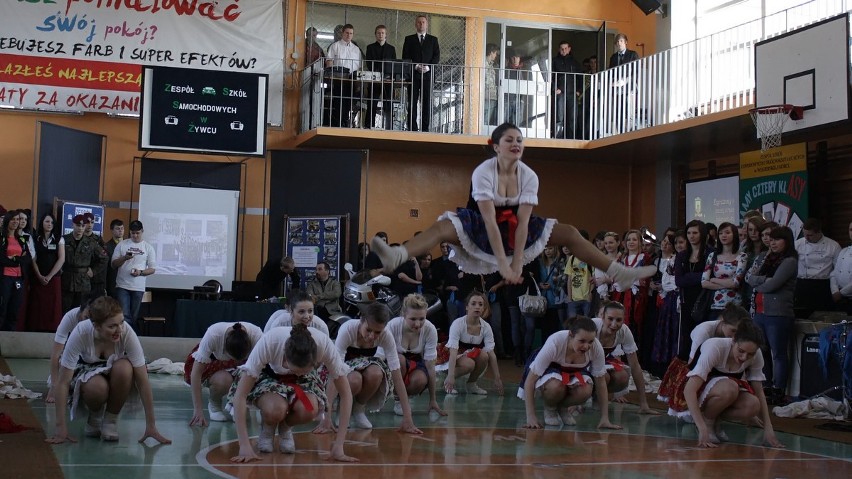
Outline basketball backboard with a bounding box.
[754,13,850,135]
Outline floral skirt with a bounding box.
[68,357,138,420]
[657,357,688,404]
[346,356,393,412]
[439,207,556,274]
[226,368,326,417]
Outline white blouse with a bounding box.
[239,327,349,380]
[689,320,722,361]
[687,337,765,382]
[471,157,539,207]
[54,307,83,345]
[60,320,145,370]
[527,330,607,379]
[263,309,329,336]
[592,317,638,356]
[445,316,495,353]
[192,322,263,363]
[335,319,402,371]
[377,316,438,361]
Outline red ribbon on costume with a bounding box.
[606,358,625,372]
[463,347,482,360]
[496,209,518,251]
[402,359,418,386]
[274,374,315,413]
[559,369,587,386]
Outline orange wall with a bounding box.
[361,152,638,259]
[0,0,658,278]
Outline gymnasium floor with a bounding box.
[5,357,851,478]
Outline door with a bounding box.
[503,25,551,138]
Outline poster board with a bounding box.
[56,198,105,236]
[283,215,348,290]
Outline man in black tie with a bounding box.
[366,25,397,129]
[402,14,440,132]
[607,33,640,133]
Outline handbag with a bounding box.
[691,252,715,323]
[519,272,548,317]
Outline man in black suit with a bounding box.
[608,33,640,134]
[366,25,397,130]
[551,41,582,139]
[402,14,440,132]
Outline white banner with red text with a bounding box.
[0,0,284,125]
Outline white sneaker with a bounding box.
[256,423,275,453]
[208,399,231,422]
[278,425,295,454]
[371,237,408,273]
[85,407,104,438]
[544,407,561,426]
[393,401,403,416]
[559,407,577,426]
[352,402,373,429]
[466,382,488,395]
[608,262,657,290]
[101,412,119,442]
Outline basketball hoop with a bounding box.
[749,104,803,151]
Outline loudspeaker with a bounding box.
[800,334,843,398]
[632,0,662,15]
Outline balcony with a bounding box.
[295,1,851,154]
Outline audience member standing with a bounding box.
[325,24,362,128]
[551,41,582,139]
[305,26,325,66]
[1,211,31,331]
[402,15,440,132]
[28,212,65,332]
[794,218,840,316]
[608,33,640,133]
[82,213,108,299]
[483,43,499,126]
[365,25,398,129]
[111,221,156,331]
[104,219,124,297]
[831,220,852,314]
[746,226,798,405]
[61,215,103,313]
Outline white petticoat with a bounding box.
[438,210,557,275]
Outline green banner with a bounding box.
[739,143,808,238]
[739,172,808,238]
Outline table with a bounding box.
[173,299,282,338]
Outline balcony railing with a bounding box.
[299,0,850,141]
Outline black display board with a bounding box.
[139,66,268,156]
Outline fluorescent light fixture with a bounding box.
[316,34,334,40]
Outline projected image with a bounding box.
[146,213,230,277]
[685,176,739,225]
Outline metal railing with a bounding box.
[299,1,850,141]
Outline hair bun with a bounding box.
[233,322,243,330]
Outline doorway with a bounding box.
[484,21,611,139]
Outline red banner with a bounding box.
[0,53,141,92]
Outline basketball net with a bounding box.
[749,104,794,152]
